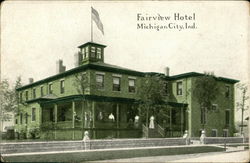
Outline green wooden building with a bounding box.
[15,42,239,140]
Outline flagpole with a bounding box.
[91,7,93,42]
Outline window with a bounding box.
[97,48,102,59]
[96,74,104,89]
[82,48,86,59]
[25,113,28,124]
[20,92,23,103]
[223,129,228,137]
[20,113,23,124]
[176,81,183,95]
[201,107,206,124]
[15,119,18,124]
[60,80,65,94]
[49,83,53,94]
[164,82,168,95]
[25,91,29,101]
[113,77,121,91]
[128,79,135,93]
[41,86,44,97]
[225,110,230,125]
[86,46,89,58]
[32,108,36,121]
[91,46,96,58]
[211,129,217,137]
[212,104,218,111]
[33,88,36,99]
[225,86,230,98]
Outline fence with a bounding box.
[204,137,244,144]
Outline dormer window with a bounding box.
[91,46,96,58]
[81,48,86,59]
[97,48,102,59]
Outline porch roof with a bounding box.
[32,94,188,108]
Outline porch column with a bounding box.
[39,107,42,125]
[72,101,75,128]
[169,107,172,137]
[54,104,58,123]
[54,104,58,139]
[72,101,75,140]
[116,104,119,128]
[116,103,120,138]
[92,101,96,139]
[181,107,183,135]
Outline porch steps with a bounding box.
[148,127,164,138]
[1,138,186,154]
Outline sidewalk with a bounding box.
[92,150,249,162]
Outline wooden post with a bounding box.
[181,107,183,135]
[81,100,84,139]
[92,101,96,139]
[72,101,75,140]
[54,104,58,140]
[116,103,120,138]
[170,107,172,137]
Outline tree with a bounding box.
[138,74,168,127]
[0,77,22,132]
[193,73,220,129]
[236,83,249,136]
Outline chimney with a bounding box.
[56,59,66,74]
[74,52,82,67]
[164,67,170,76]
[29,78,34,84]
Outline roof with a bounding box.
[16,62,239,91]
[78,42,106,48]
[170,72,239,84]
[16,62,145,91]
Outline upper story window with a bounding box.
[225,85,230,98]
[90,46,96,58]
[60,80,65,94]
[20,92,23,103]
[212,104,218,111]
[49,83,53,94]
[33,88,36,99]
[96,74,104,89]
[41,86,44,97]
[25,91,29,101]
[97,48,102,59]
[113,77,121,91]
[176,81,183,95]
[32,108,36,121]
[25,113,28,124]
[20,113,23,124]
[164,82,168,96]
[128,79,135,93]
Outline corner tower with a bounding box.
[77,42,106,65]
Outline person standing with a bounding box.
[149,115,155,129]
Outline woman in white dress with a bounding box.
[149,115,155,129]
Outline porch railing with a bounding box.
[157,124,165,137]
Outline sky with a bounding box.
[1,1,249,120]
